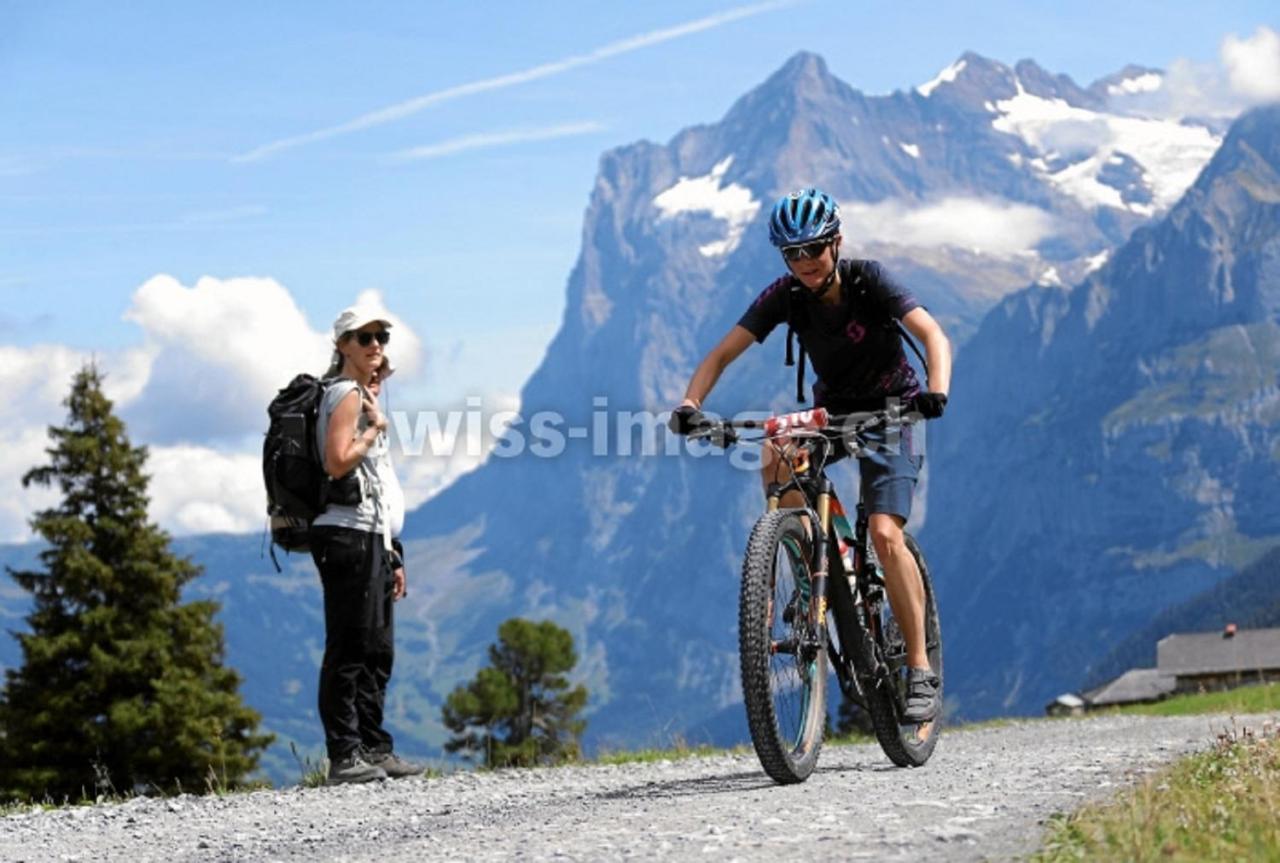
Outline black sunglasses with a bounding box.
[781,238,834,261]
[351,330,390,347]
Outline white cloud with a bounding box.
[145,446,265,535]
[391,392,522,511]
[393,122,605,161]
[841,197,1057,256]
[0,343,154,413]
[1107,73,1163,97]
[235,1,798,162]
[1,275,436,543]
[0,427,64,543]
[1108,27,1280,121]
[1222,26,1280,102]
[122,275,422,442]
[0,344,157,542]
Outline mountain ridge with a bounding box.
[2,54,1267,779]
[921,102,1280,716]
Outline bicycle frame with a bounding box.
[690,404,941,772]
[709,409,914,708]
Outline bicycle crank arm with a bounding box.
[770,637,799,655]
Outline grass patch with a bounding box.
[593,736,751,766]
[1106,682,1280,718]
[1033,723,1280,862]
[825,729,875,746]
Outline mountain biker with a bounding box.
[669,187,953,722]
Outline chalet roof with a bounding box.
[1157,627,1280,676]
[1083,667,1176,706]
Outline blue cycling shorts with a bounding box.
[825,423,921,522]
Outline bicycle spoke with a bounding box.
[768,536,814,749]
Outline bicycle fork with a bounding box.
[767,478,833,660]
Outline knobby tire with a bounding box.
[739,510,827,784]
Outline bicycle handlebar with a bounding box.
[686,403,921,449]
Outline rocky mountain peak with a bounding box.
[740,50,852,111]
[1013,58,1101,109]
[916,51,1017,102]
[1197,103,1280,188]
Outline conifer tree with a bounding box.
[0,364,272,801]
[442,618,587,768]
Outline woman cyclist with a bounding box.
[669,188,953,722]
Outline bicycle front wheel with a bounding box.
[739,509,827,784]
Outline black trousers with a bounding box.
[310,525,395,761]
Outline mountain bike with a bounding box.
[690,403,943,783]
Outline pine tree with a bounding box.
[442,618,587,768]
[0,364,273,801]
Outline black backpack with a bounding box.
[783,260,929,402]
[262,373,363,565]
[263,374,330,560]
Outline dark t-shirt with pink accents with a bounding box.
[737,259,921,410]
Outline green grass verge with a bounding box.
[593,741,751,766]
[1105,682,1280,718]
[1033,726,1280,862]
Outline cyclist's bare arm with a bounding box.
[901,307,952,396]
[680,325,755,408]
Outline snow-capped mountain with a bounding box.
[922,103,1280,716]
[1,52,1264,779]
[632,52,1223,341]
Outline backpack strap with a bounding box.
[783,261,931,403]
[849,263,931,381]
[784,282,808,403]
[895,319,929,379]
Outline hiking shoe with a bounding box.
[902,667,940,723]
[326,752,387,786]
[363,749,425,779]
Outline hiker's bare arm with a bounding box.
[681,325,755,408]
[324,390,384,478]
[902,307,952,395]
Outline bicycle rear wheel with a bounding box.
[739,510,827,784]
[864,533,943,767]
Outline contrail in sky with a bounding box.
[234,0,798,163]
[391,122,607,161]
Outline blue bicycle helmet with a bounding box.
[768,188,841,247]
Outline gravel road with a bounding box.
[2,713,1271,863]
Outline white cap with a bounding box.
[325,304,394,377]
[331,304,393,342]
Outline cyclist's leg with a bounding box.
[868,513,928,669]
[859,426,928,669]
[759,440,806,508]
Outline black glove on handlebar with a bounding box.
[669,405,708,435]
[912,392,948,419]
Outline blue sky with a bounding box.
[1,0,1277,540]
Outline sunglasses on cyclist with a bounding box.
[780,238,834,261]
[349,330,390,347]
